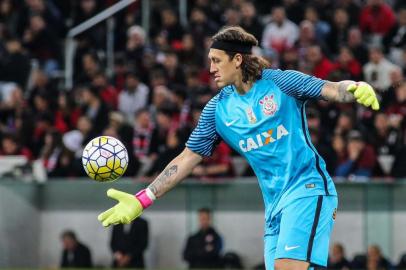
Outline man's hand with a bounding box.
[347,82,380,110]
[98,189,144,227]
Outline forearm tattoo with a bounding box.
[322,81,355,102]
[148,165,178,197]
[336,81,355,102]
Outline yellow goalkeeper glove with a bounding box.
[98,188,155,227]
[347,82,380,110]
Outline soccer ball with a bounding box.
[82,136,129,182]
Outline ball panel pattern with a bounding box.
[82,136,128,182]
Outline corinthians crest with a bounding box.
[259,94,278,116]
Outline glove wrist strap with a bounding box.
[135,188,155,209]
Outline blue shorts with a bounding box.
[264,195,338,270]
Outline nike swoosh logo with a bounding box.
[225,119,238,126]
[284,245,300,251]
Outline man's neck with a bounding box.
[234,80,254,95]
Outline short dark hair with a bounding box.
[61,230,77,241]
[211,26,271,83]
[198,207,212,215]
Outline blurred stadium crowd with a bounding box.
[0,0,405,180]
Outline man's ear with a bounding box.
[233,53,243,68]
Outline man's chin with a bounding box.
[215,81,225,88]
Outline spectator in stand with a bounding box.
[149,85,173,123]
[0,38,31,88]
[335,130,376,179]
[333,46,362,81]
[334,0,361,27]
[132,108,158,175]
[371,112,403,176]
[178,33,205,68]
[383,7,406,67]
[73,0,105,50]
[279,46,298,70]
[92,72,119,110]
[0,85,26,132]
[0,133,32,160]
[79,85,109,134]
[261,6,299,55]
[306,108,335,171]
[162,50,186,87]
[306,108,327,145]
[305,45,336,79]
[75,52,101,85]
[282,0,305,25]
[183,208,223,269]
[149,68,168,89]
[0,0,19,36]
[17,0,64,37]
[54,91,81,134]
[158,7,184,47]
[185,67,211,107]
[367,245,392,270]
[239,1,263,42]
[152,108,176,155]
[191,141,234,179]
[27,69,57,108]
[371,112,403,155]
[187,7,218,50]
[40,129,63,176]
[328,242,351,270]
[359,0,396,41]
[294,20,319,66]
[189,108,233,179]
[363,45,398,92]
[172,87,192,129]
[386,81,406,116]
[31,92,54,156]
[112,56,129,91]
[104,111,135,176]
[380,66,404,109]
[113,3,141,53]
[326,8,350,56]
[22,14,60,75]
[193,0,223,26]
[223,7,240,27]
[59,115,95,176]
[0,85,34,150]
[108,111,134,153]
[125,25,147,66]
[303,6,331,42]
[147,128,189,177]
[331,133,348,176]
[118,71,149,124]
[347,27,369,65]
[60,230,93,268]
[309,127,336,176]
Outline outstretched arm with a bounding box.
[148,148,202,198]
[321,80,380,110]
[98,148,202,227]
[98,95,220,227]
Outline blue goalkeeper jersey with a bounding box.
[186,69,337,225]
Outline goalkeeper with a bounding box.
[98,26,379,270]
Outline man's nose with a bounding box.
[210,63,217,73]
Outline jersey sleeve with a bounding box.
[262,69,326,100]
[186,96,221,156]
